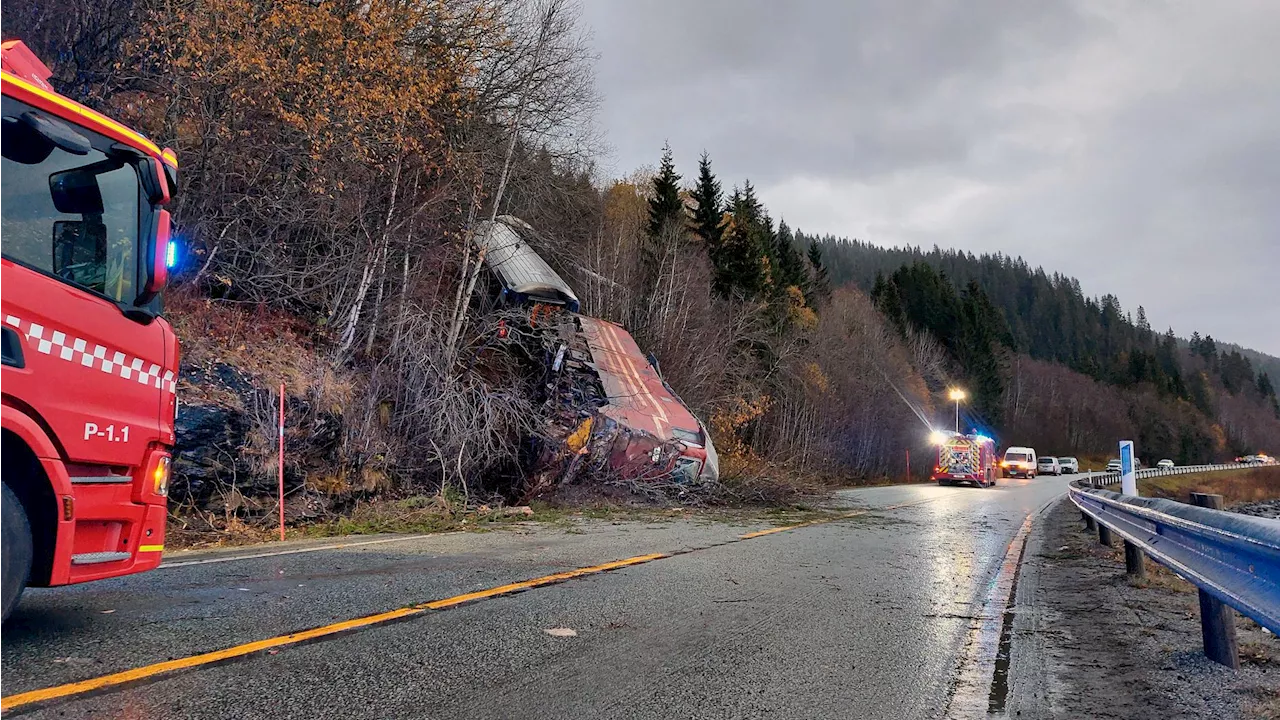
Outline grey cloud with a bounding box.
[581,0,1280,354]
[585,0,1096,180]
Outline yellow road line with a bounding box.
[421,554,666,610]
[0,553,665,713]
[739,526,794,539]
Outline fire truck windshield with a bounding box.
[1,97,147,304]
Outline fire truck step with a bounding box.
[70,552,131,565]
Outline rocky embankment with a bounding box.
[1229,498,1280,520]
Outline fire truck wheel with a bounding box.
[2,482,32,622]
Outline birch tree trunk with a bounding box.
[336,154,403,362]
[444,0,567,362]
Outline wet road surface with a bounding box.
[2,475,1083,718]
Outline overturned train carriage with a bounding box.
[476,216,718,488]
[475,216,580,313]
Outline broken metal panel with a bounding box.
[577,316,718,482]
[578,316,700,443]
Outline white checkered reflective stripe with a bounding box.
[4,314,176,394]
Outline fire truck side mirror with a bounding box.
[136,209,170,305]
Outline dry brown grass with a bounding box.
[167,289,347,400]
[1245,687,1280,720]
[1243,640,1280,668]
[1138,466,1280,506]
[716,453,847,504]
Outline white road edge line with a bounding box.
[944,513,1035,718]
[159,534,443,569]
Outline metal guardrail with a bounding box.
[1074,462,1254,487]
[1068,463,1280,668]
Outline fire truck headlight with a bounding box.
[153,456,171,497]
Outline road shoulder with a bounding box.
[1007,497,1279,719]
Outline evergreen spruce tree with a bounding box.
[1156,328,1186,397]
[1200,334,1219,363]
[689,151,724,249]
[1135,306,1152,346]
[648,143,683,239]
[641,143,686,305]
[871,272,905,332]
[1258,371,1276,399]
[713,185,770,299]
[956,281,1006,426]
[773,219,807,293]
[1188,370,1214,415]
[806,243,831,304]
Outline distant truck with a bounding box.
[932,432,998,487]
[1,41,180,620]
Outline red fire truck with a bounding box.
[931,431,998,488]
[1,41,180,620]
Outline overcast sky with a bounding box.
[579,0,1280,356]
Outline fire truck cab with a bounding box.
[1,41,179,620]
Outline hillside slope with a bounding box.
[800,233,1280,460]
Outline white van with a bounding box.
[1002,447,1037,478]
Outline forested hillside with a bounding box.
[6,0,1278,528]
[801,235,1280,460]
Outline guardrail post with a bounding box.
[1082,512,1096,531]
[1098,524,1113,546]
[1189,492,1240,669]
[1124,541,1145,578]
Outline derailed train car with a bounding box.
[475,216,718,489]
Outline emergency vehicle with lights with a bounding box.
[1,41,179,620]
[931,431,998,487]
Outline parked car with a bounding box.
[1001,447,1037,478]
[1037,455,1061,476]
[1057,457,1079,474]
[1157,459,1175,469]
[1106,458,1122,472]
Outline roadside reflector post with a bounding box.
[1116,439,1146,576]
[278,382,286,542]
[1124,541,1146,578]
[1189,492,1239,669]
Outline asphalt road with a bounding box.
[2,474,1086,719]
